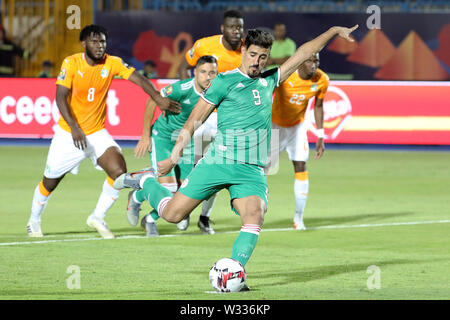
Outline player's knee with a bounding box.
[164,211,184,224]
[109,166,126,180]
[293,161,306,172]
[243,207,265,225]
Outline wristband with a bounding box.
[317,128,325,139]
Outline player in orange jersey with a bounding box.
[26,25,180,239]
[173,10,244,232]
[178,10,244,80]
[267,53,329,230]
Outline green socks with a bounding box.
[231,225,261,266]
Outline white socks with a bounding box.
[92,179,120,221]
[294,172,309,222]
[201,193,217,218]
[29,183,51,222]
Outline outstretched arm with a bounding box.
[128,71,181,113]
[279,25,358,83]
[158,98,215,176]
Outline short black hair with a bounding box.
[223,10,243,21]
[79,24,108,42]
[144,60,156,67]
[196,55,218,67]
[244,29,274,49]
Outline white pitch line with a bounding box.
[1,219,449,247]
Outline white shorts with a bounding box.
[193,111,217,160]
[44,125,121,178]
[267,121,309,170]
[193,111,217,141]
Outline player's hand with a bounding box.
[315,138,325,159]
[334,24,358,42]
[71,126,87,150]
[158,97,181,114]
[135,135,152,159]
[158,157,176,177]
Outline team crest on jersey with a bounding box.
[259,78,268,87]
[188,47,195,59]
[164,86,173,96]
[101,68,109,78]
[310,84,318,92]
[58,68,67,81]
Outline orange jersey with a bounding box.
[185,35,242,73]
[272,68,329,127]
[56,53,135,135]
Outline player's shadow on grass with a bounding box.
[262,211,414,229]
[252,258,438,288]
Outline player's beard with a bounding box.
[224,35,241,51]
[86,47,105,63]
[248,66,261,78]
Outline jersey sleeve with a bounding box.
[112,57,136,80]
[201,75,228,106]
[316,74,329,99]
[185,39,203,67]
[160,81,182,101]
[55,57,76,89]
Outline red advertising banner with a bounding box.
[305,81,450,145]
[0,78,449,145]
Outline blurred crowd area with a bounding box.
[0,0,449,78]
[101,0,450,12]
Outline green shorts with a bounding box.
[178,155,269,214]
[149,135,194,181]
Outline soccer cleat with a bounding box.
[240,283,251,292]
[27,220,43,237]
[113,167,155,189]
[293,218,306,230]
[126,190,142,226]
[145,221,159,237]
[87,215,115,239]
[197,216,215,235]
[177,215,190,231]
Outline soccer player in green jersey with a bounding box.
[129,55,218,236]
[115,25,358,286]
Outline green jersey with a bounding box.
[152,78,202,142]
[202,67,280,166]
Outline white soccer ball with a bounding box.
[209,258,247,292]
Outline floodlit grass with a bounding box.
[0,145,449,300]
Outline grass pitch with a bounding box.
[0,144,449,300]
